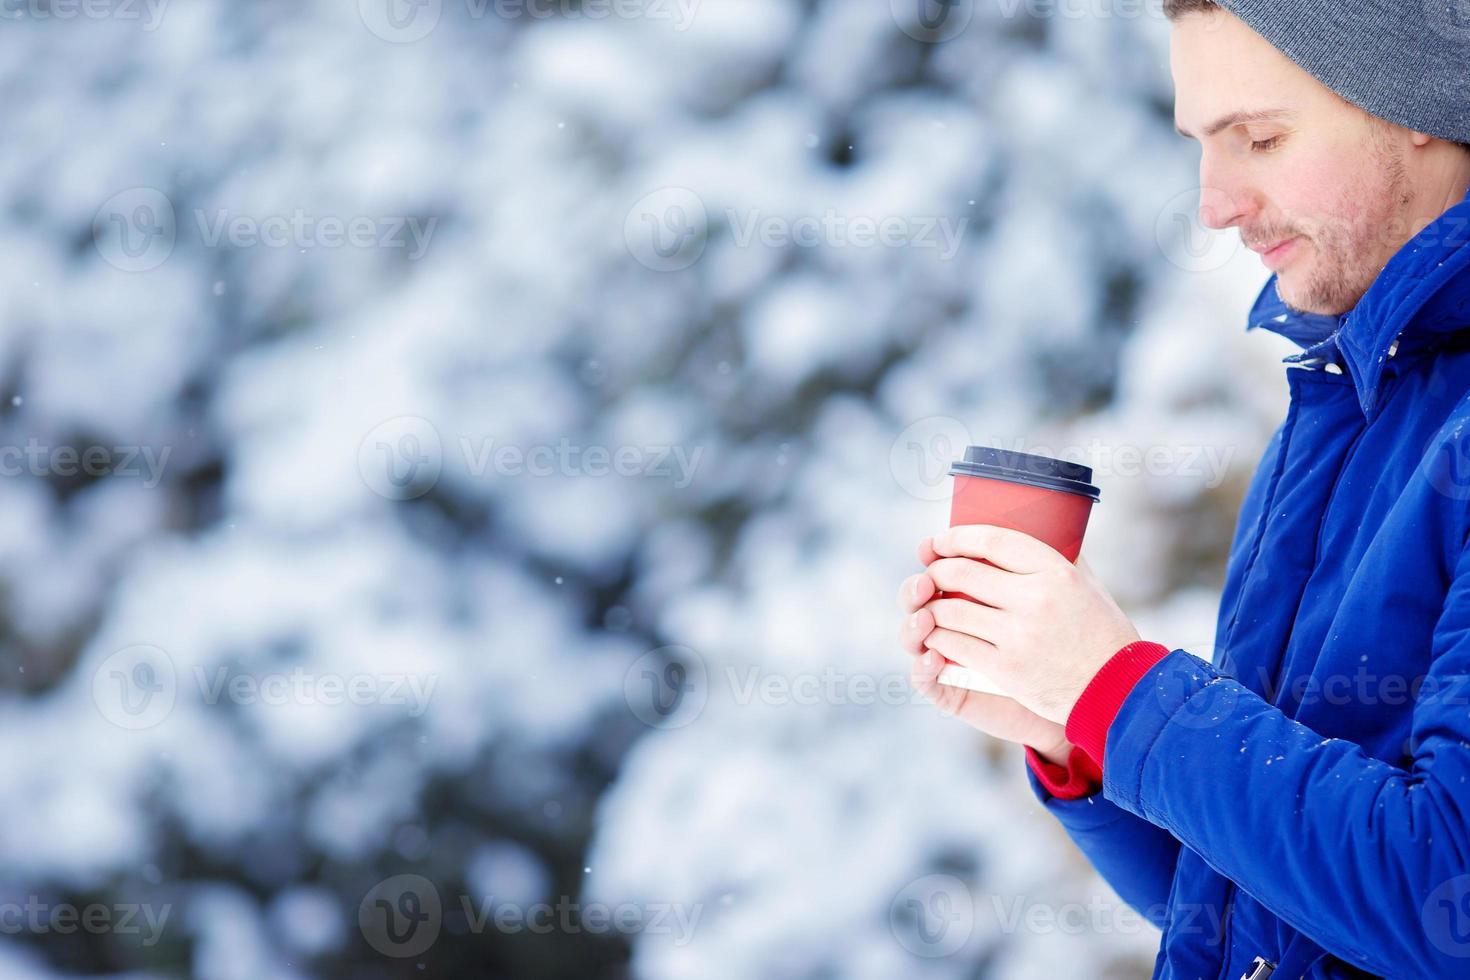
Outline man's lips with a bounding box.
[1250,235,1302,270]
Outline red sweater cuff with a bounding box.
[1025,743,1103,800]
[1065,640,1173,769]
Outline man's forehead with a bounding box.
[1170,11,1310,138]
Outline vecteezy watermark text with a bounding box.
[0,439,170,489]
[623,645,945,731]
[889,418,1239,502]
[92,188,439,272]
[624,188,970,272]
[358,875,702,958]
[91,644,440,730]
[357,417,705,501]
[0,898,171,946]
[457,894,701,942]
[194,210,436,260]
[357,0,702,43]
[195,666,438,718]
[0,0,168,28]
[725,209,968,261]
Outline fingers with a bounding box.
[910,650,969,717]
[925,557,1022,609]
[899,605,935,657]
[910,651,1023,729]
[926,596,1007,647]
[896,572,936,614]
[922,625,996,674]
[933,524,1062,574]
[917,535,940,566]
[913,669,968,719]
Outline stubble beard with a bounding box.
[1276,126,1414,316]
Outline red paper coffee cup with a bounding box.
[947,445,1099,564]
[933,445,1100,692]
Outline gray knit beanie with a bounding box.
[1211,0,1470,145]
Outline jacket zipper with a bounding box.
[1220,369,1350,978]
[1240,955,1276,979]
[1212,351,1391,980]
[1209,324,1400,980]
[1214,365,1349,980]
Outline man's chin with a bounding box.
[1279,295,1353,318]
[1275,273,1313,314]
[1275,265,1353,317]
[1273,243,1375,316]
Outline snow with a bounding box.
[0,1,1272,977]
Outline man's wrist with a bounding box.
[1025,742,1103,799]
[1065,640,1174,767]
[1031,737,1074,768]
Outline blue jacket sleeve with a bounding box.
[1101,539,1470,977]
[1026,758,1183,928]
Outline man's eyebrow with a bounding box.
[1174,108,1294,140]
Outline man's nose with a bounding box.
[1197,160,1254,230]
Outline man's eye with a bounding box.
[1251,136,1282,152]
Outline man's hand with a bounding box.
[913,524,1141,726]
[898,544,1073,764]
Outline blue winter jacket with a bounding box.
[1029,178,1470,979]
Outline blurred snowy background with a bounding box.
[0,0,1302,977]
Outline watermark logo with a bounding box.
[890,416,971,502]
[360,874,442,958]
[1155,644,1239,731]
[359,416,444,501]
[92,644,177,730]
[891,0,974,43]
[889,873,974,958]
[93,188,176,273]
[359,0,442,42]
[1421,419,1470,502]
[1156,186,1243,273]
[1168,675,1240,730]
[1424,874,1470,957]
[625,187,709,273]
[624,645,708,729]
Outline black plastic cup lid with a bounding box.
[949,445,1101,501]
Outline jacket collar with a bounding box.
[1246,178,1470,420]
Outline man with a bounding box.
[897,2,1470,977]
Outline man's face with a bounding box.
[1170,10,1416,315]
